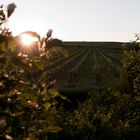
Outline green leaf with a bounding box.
[35,60,44,70]
[46,126,62,133]
[0,42,7,53]
[48,88,60,97]
[44,102,51,111]
[48,88,67,100]
[60,95,67,100]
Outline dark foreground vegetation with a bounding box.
[0,31,140,139]
[44,41,140,140]
[0,3,140,140]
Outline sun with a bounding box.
[20,33,39,46]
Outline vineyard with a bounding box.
[46,42,123,94]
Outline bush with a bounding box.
[0,32,64,139]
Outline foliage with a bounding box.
[122,43,140,93]
[0,31,139,139]
[0,30,65,139]
[42,42,140,140]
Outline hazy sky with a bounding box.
[1,0,140,41]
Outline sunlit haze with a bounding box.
[20,33,39,46]
[1,0,140,42]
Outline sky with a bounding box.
[0,0,140,41]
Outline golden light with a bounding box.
[20,33,39,46]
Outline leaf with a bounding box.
[48,88,60,97]
[0,42,7,52]
[44,102,51,111]
[48,88,67,100]
[35,60,44,70]
[46,126,62,133]
[60,95,67,100]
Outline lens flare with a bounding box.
[20,34,38,46]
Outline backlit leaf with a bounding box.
[44,102,51,111]
[48,88,60,97]
[46,126,62,133]
[35,60,44,70]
